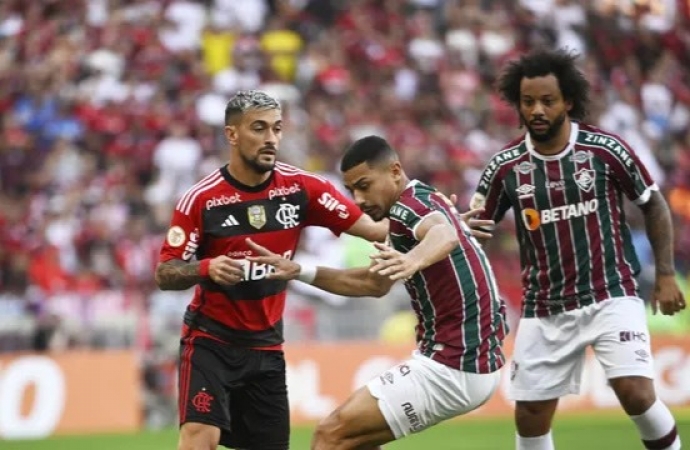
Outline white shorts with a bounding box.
[366,351,501,439]
[509,296,655,401]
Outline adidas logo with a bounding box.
[221,215,239,227]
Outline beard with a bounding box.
[241,150,275,174]
[523,111,568,143]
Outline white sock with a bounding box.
[516,431,555,450]
[630,399,681,450]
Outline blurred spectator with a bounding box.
[0,0,688,428]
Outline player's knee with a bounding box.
[515,400,557,436]
[313,408,350,446]
[610,376,656,415]
[178,423,220,450]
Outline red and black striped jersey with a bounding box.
[159,162,363,347]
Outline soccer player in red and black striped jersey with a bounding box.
[155,90,388,450]
[247,135,508,450]
[470,49,686,450]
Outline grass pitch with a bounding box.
[4,410,689,449]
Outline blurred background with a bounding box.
[0,0,689,446]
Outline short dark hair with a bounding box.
[224,90,281,125]
[340,136,398,172]
[496,48,590,121]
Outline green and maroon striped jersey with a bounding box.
[389,180,507,373]
[470,122,658,318]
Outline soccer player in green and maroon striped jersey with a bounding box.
[247,135,508,450]
[470,49,686,450]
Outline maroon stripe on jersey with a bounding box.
[430,195,476,366]
[482,164,514,222]
[580,145,641,204]
[179,336,196,423]
[431,195,499,372]
[585,204,607,294]
[516,157,550,314]
[467,250,495,373]
[548,160,576,298]
[421,258,467,354]
[605,183,637,296]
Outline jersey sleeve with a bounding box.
[605,135,658,205]
[470,157,512,224]
[159,195,204,263]
[302,174,363,236]
[389,195,446,241]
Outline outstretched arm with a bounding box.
[344,214,389,242]
[309,266,394,298]
[370,212,460,281]
[245,239,395,297]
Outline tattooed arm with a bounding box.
[640,191,675,276]
[155,259,205,291]
[639,191,686,315]
[155,256,245,291]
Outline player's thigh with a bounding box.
[366,353,501,440]
[591,297,655,380]
[509,314,587,401]
[234,350,290,450]
[178,338,235,448]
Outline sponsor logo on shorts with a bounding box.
[635,349,650,363]
[380,371,394,385]
[192,388,214,413]
[401,402,423,433]
[620,331,647,343]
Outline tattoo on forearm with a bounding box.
[642,193,675,276]
[155,259,203,290]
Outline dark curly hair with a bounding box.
[496,48,590,121]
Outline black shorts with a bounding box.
[178,336,289,449]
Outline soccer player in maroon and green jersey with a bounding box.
[248,135,507,450]
[470,49,686,450]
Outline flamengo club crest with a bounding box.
[276,203,300,229]
[574,168,595,192]
[247,205,267,229]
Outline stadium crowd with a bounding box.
[0,0,689,426]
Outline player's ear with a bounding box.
[390,160,403,181]
[224,124,238,146]
[565,98,573,112]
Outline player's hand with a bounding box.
[440,194,494,240]
[461,208,495,240]
[245,238,301,281]
[651,274,686,315]
[369,242,420,281]
[209,255,245,286]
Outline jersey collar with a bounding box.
[220,164,275,192]
[525,121,579,161]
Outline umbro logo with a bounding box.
[221,215,239,227]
